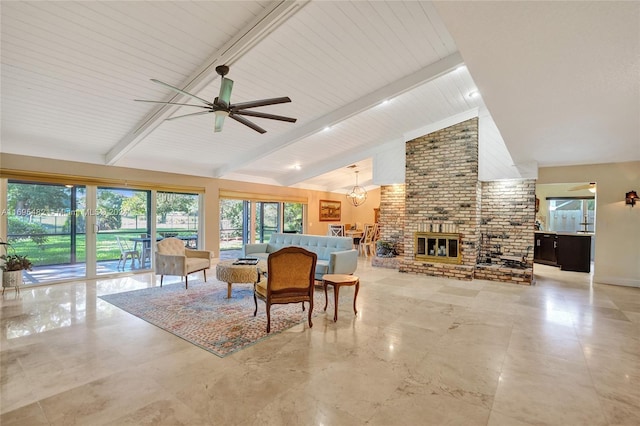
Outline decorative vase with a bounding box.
[2,270,23,288]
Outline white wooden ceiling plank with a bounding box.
[1,43,177,108]
[327,2,400,86]
[336,1,412,79]
[274,6,367,104]
[56,2,216,63]
[226,49,339,127]
[4,2,202,73]
[236,47,339,114]
[390,2,445,63]
[369,1,426,70]
[1,78,144,132]
[419,1,459,55]
[0,20,198,87]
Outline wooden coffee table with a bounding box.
[322,274,360,321]
[216,259,267,298]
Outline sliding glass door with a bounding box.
[255,202,280,243]
[95,187,151,275]
[219,199,305,259]
[5,181,87,284]
[156,191,199,248]
[2,180,203,283]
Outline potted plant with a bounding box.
[1,253,33,289]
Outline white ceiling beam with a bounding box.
[105,0,308,166]
[213,52,465,177]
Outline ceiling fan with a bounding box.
[135,65,296,134]
[569,182,596,192]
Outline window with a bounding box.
[219,198,306,257]
[6,181,87,282]
[156,191,199,248]
[547,197,595,233]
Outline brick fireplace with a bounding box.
[379,117,535,285]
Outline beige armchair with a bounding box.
[155,237,211,288]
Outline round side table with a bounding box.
[322,273,359,322]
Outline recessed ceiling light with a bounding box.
[468,90,480,98]
[292,164,301,170]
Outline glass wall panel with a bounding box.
[156,191,199,248]
[255,202,279,242]
[220,199,244,257]
[96,187,150,274]
[548,198,595,233]
[283,202,303,233]
[5,181,86,284]
[219,199,305,260]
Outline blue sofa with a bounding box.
[242,233,358,280]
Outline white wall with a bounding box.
[538,161,640,287]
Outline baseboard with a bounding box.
[593,274,640,288]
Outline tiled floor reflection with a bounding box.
[1,261,639,425]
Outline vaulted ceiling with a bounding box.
[2,1,638,194]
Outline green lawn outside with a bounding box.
[7,230,196,266]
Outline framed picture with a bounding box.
[319,199,341,222]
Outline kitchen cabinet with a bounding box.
[557,234,591,272]
[534,232,557,265]
[534,232,591,272]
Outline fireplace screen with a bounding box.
[414,232,461,264]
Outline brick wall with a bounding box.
[475,179,536,284]
[399,118,480,280]
[376,117,536,285]
[378,184,405,256]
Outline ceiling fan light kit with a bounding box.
[136,65,296,134]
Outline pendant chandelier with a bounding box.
[346,170,367,207]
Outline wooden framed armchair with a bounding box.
[253,246,317,333]
[155,237,211,288]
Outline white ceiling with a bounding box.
[2,1,638,195]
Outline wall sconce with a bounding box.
[625,190,638,207]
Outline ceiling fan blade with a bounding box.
[229,113,266,134]
[214,113,226,132]
[231,97,292,110]
[150,79,212,106]
[233,110,297,123]
[218,77,234,106]
[165,110,214,121]
[134,99,211,108]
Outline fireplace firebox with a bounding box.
[414,232,461,264]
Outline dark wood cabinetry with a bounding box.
[534,232,591,272]
[534,232,557,265]
[556,234,591,272]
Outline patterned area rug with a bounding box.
[99,280,333,357]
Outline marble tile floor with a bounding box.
[1,260,639,425]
